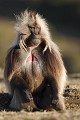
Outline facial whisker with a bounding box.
[19,39,27,52]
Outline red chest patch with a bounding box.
[26,54,39,63]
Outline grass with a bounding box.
[0,69,80,120]
[0,18,16,68]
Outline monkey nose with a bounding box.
[34,27,40,35]
[30,27,41,35]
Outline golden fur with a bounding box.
[4,10,67,111]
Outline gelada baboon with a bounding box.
[4,10,66,111]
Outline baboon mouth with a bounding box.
[24,36,41,48]
[25,42,41,48]
[19,38,40,52]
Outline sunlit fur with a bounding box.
[4,10,67,111]
[15,10,66,94]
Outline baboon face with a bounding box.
[20,27,41,47]
[27,12,41,46]
[19,12,41,47]
[28,24,41,35]
[25,24,41,47]
[27,11,41,35]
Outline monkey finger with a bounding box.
[52,99,65,111]
[21,103,33,112]
[21,101,39,112]
[46,105,56,112]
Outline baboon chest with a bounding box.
[22,50,42,73]
[19,48,44,91]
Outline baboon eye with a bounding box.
[28,25,40,29]
[28,25,35,31]
[36,26,41,31]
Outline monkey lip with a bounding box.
[25,35,41,48]
[26,43,40,48]
[27,44,34,47]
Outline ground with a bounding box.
[0,68,80,120]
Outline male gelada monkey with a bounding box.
[4,10,66,111]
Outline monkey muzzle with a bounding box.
[19,32,41,51]
[19,25,41,51]
[25,34,41,47]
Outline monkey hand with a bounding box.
[22,90,39,111]
[51,98,65,111]
[24,90,33,102]
[21,101,39,112]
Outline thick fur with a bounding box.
[4,10,66,111]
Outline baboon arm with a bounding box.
[4,48,20,81]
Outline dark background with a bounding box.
[0,0,80,73]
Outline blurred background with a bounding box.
[0,0,80,74]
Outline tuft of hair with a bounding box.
[15,10,59,52]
